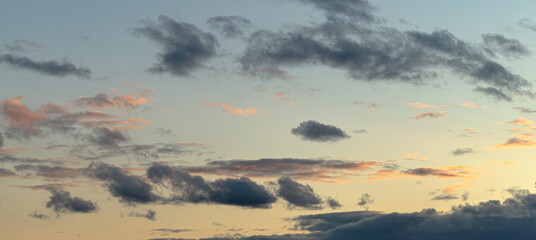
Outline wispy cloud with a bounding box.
[203,101,258,116]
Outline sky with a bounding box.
[2,0,536,239]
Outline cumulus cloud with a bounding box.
[291,120,350,142]
[452,148,473,156]
[276,177,323,210]
[239,0,532,101]
[207,16,251,38]
[46,188,97,214]
[133,15,218,77]
[209,189,536,239]
[86,162,159,204]
[0,54,90,78]
[147,164,276,208]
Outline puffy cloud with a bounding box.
[133,15,218,77]
[46,188,97,214]
[147,164,276,208]
[86,162,159,204]
[0,54,90,78]
[291,120,350,142]
[276,177,323,210]
[326,197,342,209]
[210,189,536,240]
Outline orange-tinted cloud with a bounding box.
[492,137,536,149]
[204,101,258,116]
[274,92,298,105]
[404,153,428,161]
[413,111,447,119]
[74,90,154,110]
[82,117,151,131]
[0,96,46,138]
[367,165,477,181]
[187,158,381,182]
[407,102,480,109]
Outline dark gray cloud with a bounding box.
[207,16,252,38]
[474,86,512,101]
[186,158,381,181]
[87,128,129,149]
[134,15,218,77]
[86,162,159,204]
[482,33,530,58]
[277,177,323,210]
[239,0,532,101]
[128,209,156,221]
[326,197,342,209]
[0,133,4,148]
[452,148,473,156]
[431,193,458,201]
[147,164,276,208]
[357,193,374,208]
[291,120,350,142]
[152,228,192,233]
[201,189,536,240]
[46,188,97,214]
[0,54,90,78]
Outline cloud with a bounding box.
[515,107,536,114]
[519,18,536,32]
[291,120,350,142]
[474,86,512,101]
[276,177,323,210]
[0,96,47,139]
[326,197,342,210]
[207,16,252,38]
[186,158,381,182]
[147,164,276,208]
[413,111,447,119]
[28,211,49,220]
[0,168,16,177]
[404,153,428,161]
[15,164,83,179]
[482,33,530,58]
[211,188,536,240]
[452,148,473,156]
[430,184,467,201]
[46,188,97,214]
[203,101,258,116]
[367,165,478,181]
[128,209,156,221]
[154,128,176,137]
[504,117,534,126]
[357,193,374,208]
[0,54,90,78]
[86,127,129,149]
[353,129,367,134]
[492,137,536,149]
[133,15,218,77]
[86,162,159,204]
[151,228,192,234]
[239,0,532,100]
[0,133,4,148]
[73,92,152,109]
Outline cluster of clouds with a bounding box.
[169,188,536,240]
